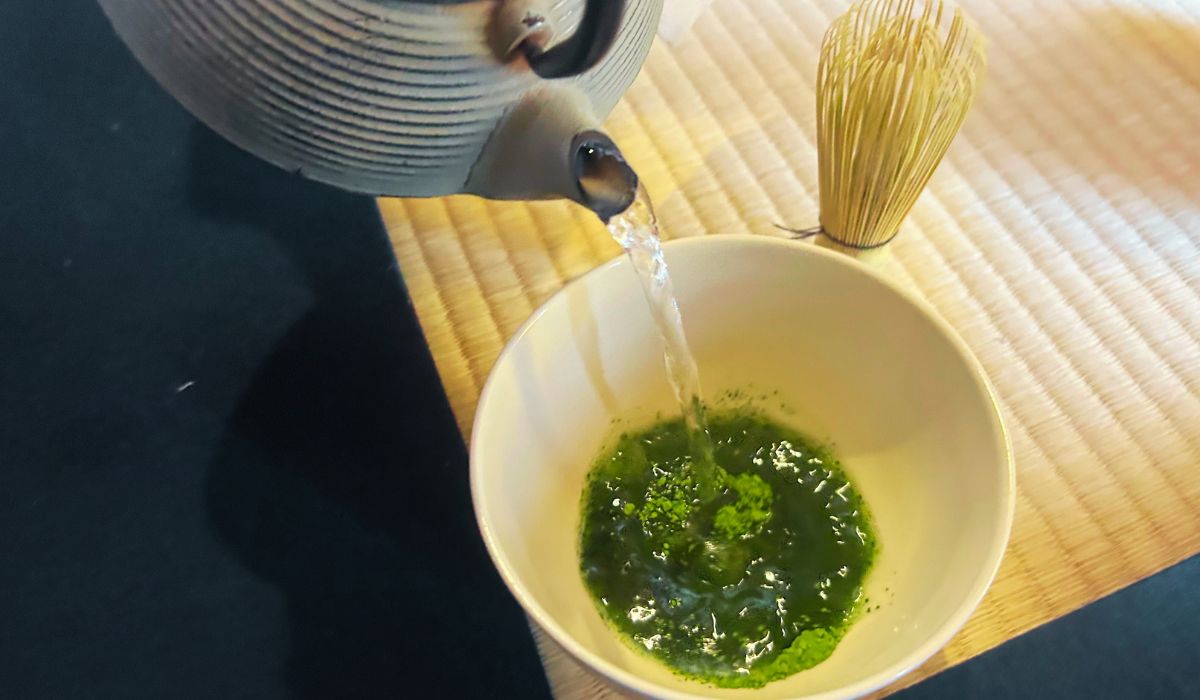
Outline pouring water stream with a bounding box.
[604,186,719,477]
[575,142,729,496]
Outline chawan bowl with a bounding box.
[471,235,1014,699]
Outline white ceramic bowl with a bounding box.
[471,235,1014,699]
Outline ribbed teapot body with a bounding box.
[98,0,662,196]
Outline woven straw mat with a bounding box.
[377,0,1200,696]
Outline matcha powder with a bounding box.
[579,408,877,688]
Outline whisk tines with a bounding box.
[813,0,985,249]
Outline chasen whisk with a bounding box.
[797,0,986,249]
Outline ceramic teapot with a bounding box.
[97,0,664,217]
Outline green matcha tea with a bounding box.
[579,409,877,688]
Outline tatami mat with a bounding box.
[378,0,1200,695]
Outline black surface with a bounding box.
[0,1,550,698]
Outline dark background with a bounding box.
[0,1,549,697]
[1,1,1196,698]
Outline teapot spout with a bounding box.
[572,132,638,221]
[464,87,638,221]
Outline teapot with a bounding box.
[97,0,664,218]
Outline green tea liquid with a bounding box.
[579,409,877,688]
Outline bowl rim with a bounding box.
[470,234,1016,700]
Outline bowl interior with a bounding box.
[472,236,1013,699]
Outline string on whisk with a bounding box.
[808,0,985,249]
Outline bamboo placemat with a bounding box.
[378,0,1200,695]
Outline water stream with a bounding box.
[606,185,713,463]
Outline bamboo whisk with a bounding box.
[815,0,985,249]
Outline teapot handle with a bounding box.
[523,0,627,79]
